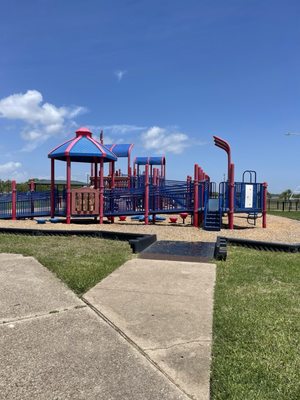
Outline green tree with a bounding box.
[280,189,292,200]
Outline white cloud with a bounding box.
[86,124,146,145]
[103,124,146,134]
[0,161,27,181]
[0,90,86,151]
[0,161,22,173]
[114,70,126,81]
[141,126,190,154]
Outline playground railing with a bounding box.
[54,189,66,215]
[234,182,263,212]
[209,182,217,198]
[0,192,13,219]
[219,182,229,212]
[104,188,145,216]
[16,191,52,218]
[149,188,193,213]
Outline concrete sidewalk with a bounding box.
[84,259,216,400]
[0,253,216,400]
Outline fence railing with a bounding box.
[0,193,12,218]
[267,199,300,211]
[16,191,51,218]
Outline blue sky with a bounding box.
[0,0,300,192]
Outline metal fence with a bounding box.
[16,191,51,218]
[267,199,300,211]
[0,193,12,218]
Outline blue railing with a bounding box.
[16,191,51,218]
[219,182,229,212]
[0,193,12,218]
[0,180,263,220]
[234,182,263,212]
[54,189,66,216]
[104,188,145,216]
[218,182,263,214]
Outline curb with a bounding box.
[214,237,227,261]
[0,227,157,254]
[219,236,300,253]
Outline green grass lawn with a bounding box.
[0,234,132,295]
[268,210,300,220]
[211,247,300,400]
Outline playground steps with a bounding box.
[203,210,221,231]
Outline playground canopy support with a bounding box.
[48,127,117,224]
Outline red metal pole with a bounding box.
[94,163,98,189]
[152,168,158,224]
[133,166,137,189]
[144,164,149,225]
[29,178,35,218]
[99,158,104,224]
[128,157,131,189]
[128,166,131,189]
[262,182,268,228]
[228,163,235,229]
[163,162,166,179]
[111,161,115,223]
[193,164,199,227]
[66,157,71,224]
[51,159,55,218]
[11,180,16,220]
[29,179,35,192]
[155,168,159,186]
[199,168,205,222]
[111,161,115,188]
[90,164,94,185]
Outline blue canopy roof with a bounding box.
[105,144,134,158]
[134,156,166,166]
[48,128,117,163]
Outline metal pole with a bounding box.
[111,161,115,223]
[11,180,16,220]
[99,158,104,224]
[228,163,234,229]
[90,164,94,185]
[152,168,157,224]
[262,182,268,228]
[144,164,149,225]
[193,164,199,227]
[50,159,55,218]
[66,157,71,224]
[94,163,98,189]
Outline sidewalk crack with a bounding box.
[144,338,211,352]
[81,296,194,400]
[1,304,86,325]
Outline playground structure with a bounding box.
[0,127,267,231]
